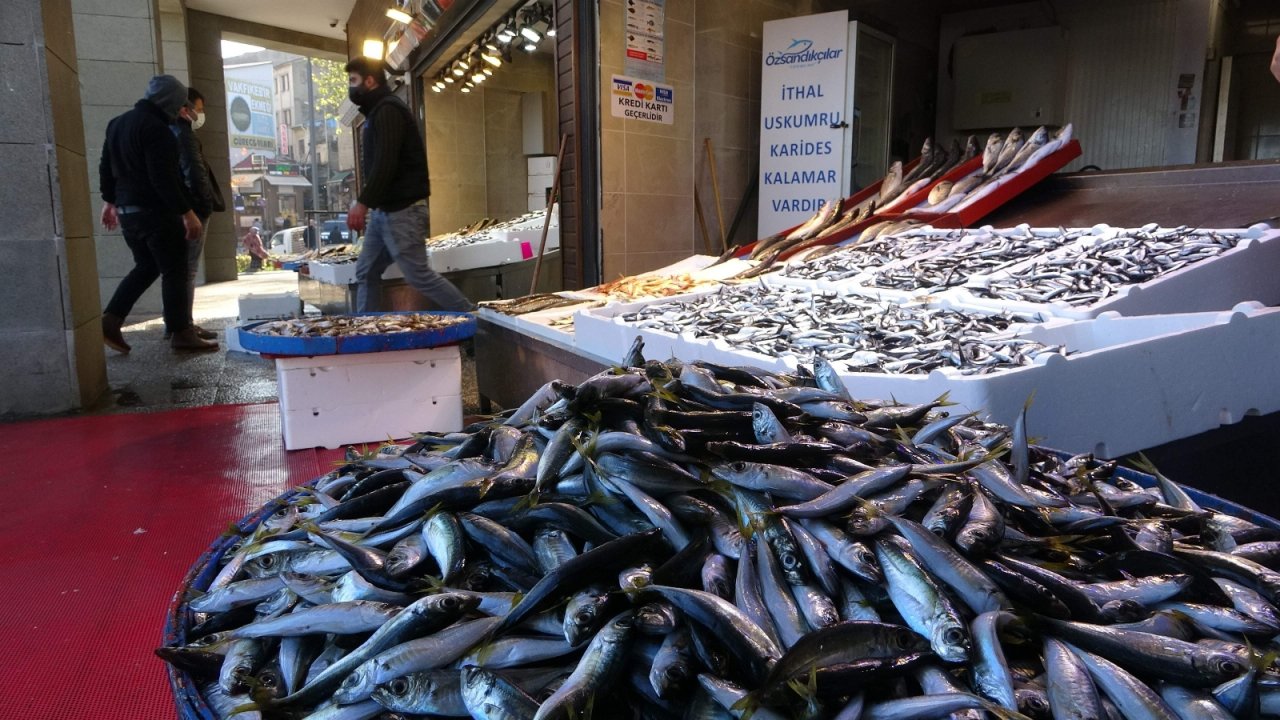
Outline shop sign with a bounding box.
[624,0,665,80]
[610,75,674,124]
[225,64,277,155]
[757,10,850,236]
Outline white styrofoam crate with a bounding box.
[427,239,527,273]
[275,346,463,450]
[308,261,403,286]
[955,224,1280,320]
[239,292,303,320]
[528,173,555,194]
[528,156,556,174]
[225,317,257,355]
[496,226,560,253]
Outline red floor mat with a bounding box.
[0,403,345,720]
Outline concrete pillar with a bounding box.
[0,0,107,416]
[159,2,189,84]
[187,10,238,282]
[72,0,164,315]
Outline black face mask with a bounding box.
[348,83,371,105]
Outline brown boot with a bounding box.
[102,313,130,354]
[171,326,219,352]
[193,324,217,340]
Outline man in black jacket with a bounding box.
[344,57,474,313]
[100,75,216,352]
[171,86,224,341]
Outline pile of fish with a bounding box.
[865,228,1092,292]
[619,285,1060,375]
[251,313,471,338]
[780,232,944,282]
[429,210,556,251]
[973,226,1243,306]
[481,294,589,316]
[923,125,1074,214]
[591,274,717,302]
[163,340,1280,720]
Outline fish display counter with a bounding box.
[162,346,1280,720]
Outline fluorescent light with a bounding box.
[362,39,385,59]
[385,7,414,24]
[520,25,541,42]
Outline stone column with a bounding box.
[187,10,237,282]
[73,0,164,314]
[0,0,107,416]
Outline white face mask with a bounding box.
[191,111,206,130]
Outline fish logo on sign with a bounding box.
[765,37,843,68]
[632,83,655,101]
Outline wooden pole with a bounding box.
[704,138,728,252]
[693,186,714,255]
[530,134,569,297]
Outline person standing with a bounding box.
[345,57,475,313]
[242,226,269,272]
[1272,34,1280,83]
[171,86,223,341]
[100,75,217,353]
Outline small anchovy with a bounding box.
[973,226,1243,307]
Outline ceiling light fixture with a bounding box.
[362,39,385,60]
[385,7,414,24]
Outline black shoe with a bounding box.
[102,313,131,354]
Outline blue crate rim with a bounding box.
[237,310,476,356]
[164,449,1280,717]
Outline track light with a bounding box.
[482,67,493,76]
[444,74,455,83]
[520,25,541,43]
[451,62,465,77]
[431,83,442,92]
[497,25,515,43]
[385,7,413,24]
[362,39,385,60]
[472,70,485,83]
[481,48,502,67]
[522,39,537,52]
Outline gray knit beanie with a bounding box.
[144,75,191,118]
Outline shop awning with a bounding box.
[262,175,314,188]
[327,171,352,183]
[231,173,263,189]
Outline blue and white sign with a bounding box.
[757,10,850,237]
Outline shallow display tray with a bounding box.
[308,260,403,285]
[427,239,530,273]
[954,223,1280,320]
[162,445,1279,718]
[237,311,476,356]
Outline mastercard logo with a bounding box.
[633,83,655,101]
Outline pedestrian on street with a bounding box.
[242,226,269,272]
[171,86,224,342]
[99,74,217,353]
[345,57,475,313]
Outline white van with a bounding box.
[269,227,308,255]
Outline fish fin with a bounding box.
[512,492,540,512]
[933,390,954,407]
[183,586,207,601]
[228,701,262,716]
[730,692,762,720]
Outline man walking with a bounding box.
[171,86,223,341]
[344,57,474,313]
[100,75,217,352]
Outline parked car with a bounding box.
[269,226,308,255]
[320,217,352,245]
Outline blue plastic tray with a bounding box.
[163,453,1280,718]
[280,260,306,271]
[237,311,476,356]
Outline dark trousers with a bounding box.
[104,211,191,333]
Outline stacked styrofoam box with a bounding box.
[427,240,528,272]
[953,224,1280,319]
[276,345,463,450]
[309,261,403,286]
[573,283,1280,455]
[528,156,555,213]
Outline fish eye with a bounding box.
[259,555,276,568]
[731,462,746,471]
[576,609,595,623]
[942,627,967,646]
[390,678,410,695]
[1217,658,1244,676]
[342,673,362,689]
[780,552,800,569]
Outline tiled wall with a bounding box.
[0,0,105,415]
[598,0,697,280]
[424,51,557,236]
